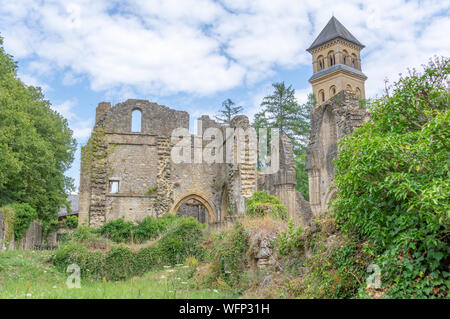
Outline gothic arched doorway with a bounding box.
[170,193,216,223]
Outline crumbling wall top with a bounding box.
[97,99,189,136]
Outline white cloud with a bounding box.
[1,0,449,97]
[295,88,312,105]
[17,73,50,92]
[52,100,77,121]
[73,126,92,140]
[50,98,93,140]
[71,116,94,140]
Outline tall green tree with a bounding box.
[0,35,76,234]
[253,82,313,156]
[215,98,243,125]
[333,57,449,297]
[253,82,314,199]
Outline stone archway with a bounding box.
[170,193,216,223]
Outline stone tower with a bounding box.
[307,16,367,105]
[306,17,370,217]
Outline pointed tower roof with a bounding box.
[307,16,364,52]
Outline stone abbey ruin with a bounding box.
[78,103,313,227]
[78,16,369,228]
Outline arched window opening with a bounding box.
[317,55,325,71]
[330,86,337,96]
[346,84,352,92]
[356,87,361,97]
[319,90,325,103]
[342,50,349,65]
[328,51,335,66]
[351,53,357,68]
[131,109,142,132]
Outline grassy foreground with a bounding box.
[0,250,230,299]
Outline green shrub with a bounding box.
[157,216,205,265]
[97,218,134,243]
[52,243,140,281]
[52,215,205,281]
[135,245,161,275]
[9,203,38,241]
[51,242,105,280]
[299,237,369,299]
[103,246,137,281]
[246,191,288,220]
[154,214,178,233]
[332,57,450,298]
[70,225,98,243]
[277,219,304,257]
[210,221,249,287]
[133,216,161,243]
[96,214,180,244]
[64,215,78,229]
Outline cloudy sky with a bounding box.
[1,0,449,190]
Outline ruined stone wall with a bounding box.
[15,221,43,250]
[79,100,247,227]
[80,98,316,228]
[306,90,369,216]
[258,134,312,226]
[102,99,189,135]
[227,115,258,217]
[79,100,192,227]
[0,207,44,251]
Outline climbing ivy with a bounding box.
[332,57,450,298]
[1,206,15,246]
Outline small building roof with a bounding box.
[307,16,364,52]
[58,194,79,217]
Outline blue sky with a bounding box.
[1,0,449,190]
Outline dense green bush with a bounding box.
[210,221,249,287]
[135,245,161,275]
[298,236,371,298]
[277,220,304,257]
[64,215,78,229]
[103,246,137,281]
[9,203,38,241]
[157,217,205,265]
[133,216,160,242]
[153,214,178,233]
[52,215,205,280]
[97,218,134,243]
[52,243,146,281]
[332,57,450,298]
[97,214,181,244]
[52,242,105,280]
[70,225,99,243]
[246,191,288,220]
[134,214,178,243]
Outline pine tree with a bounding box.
[215,98,243,125]
[253,82,315,199]
[253,82,313,155]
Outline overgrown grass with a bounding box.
[0,250,230,299]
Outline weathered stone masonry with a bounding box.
[78,17,371,229]
[306,91,369,217]
[79,99,312,228]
